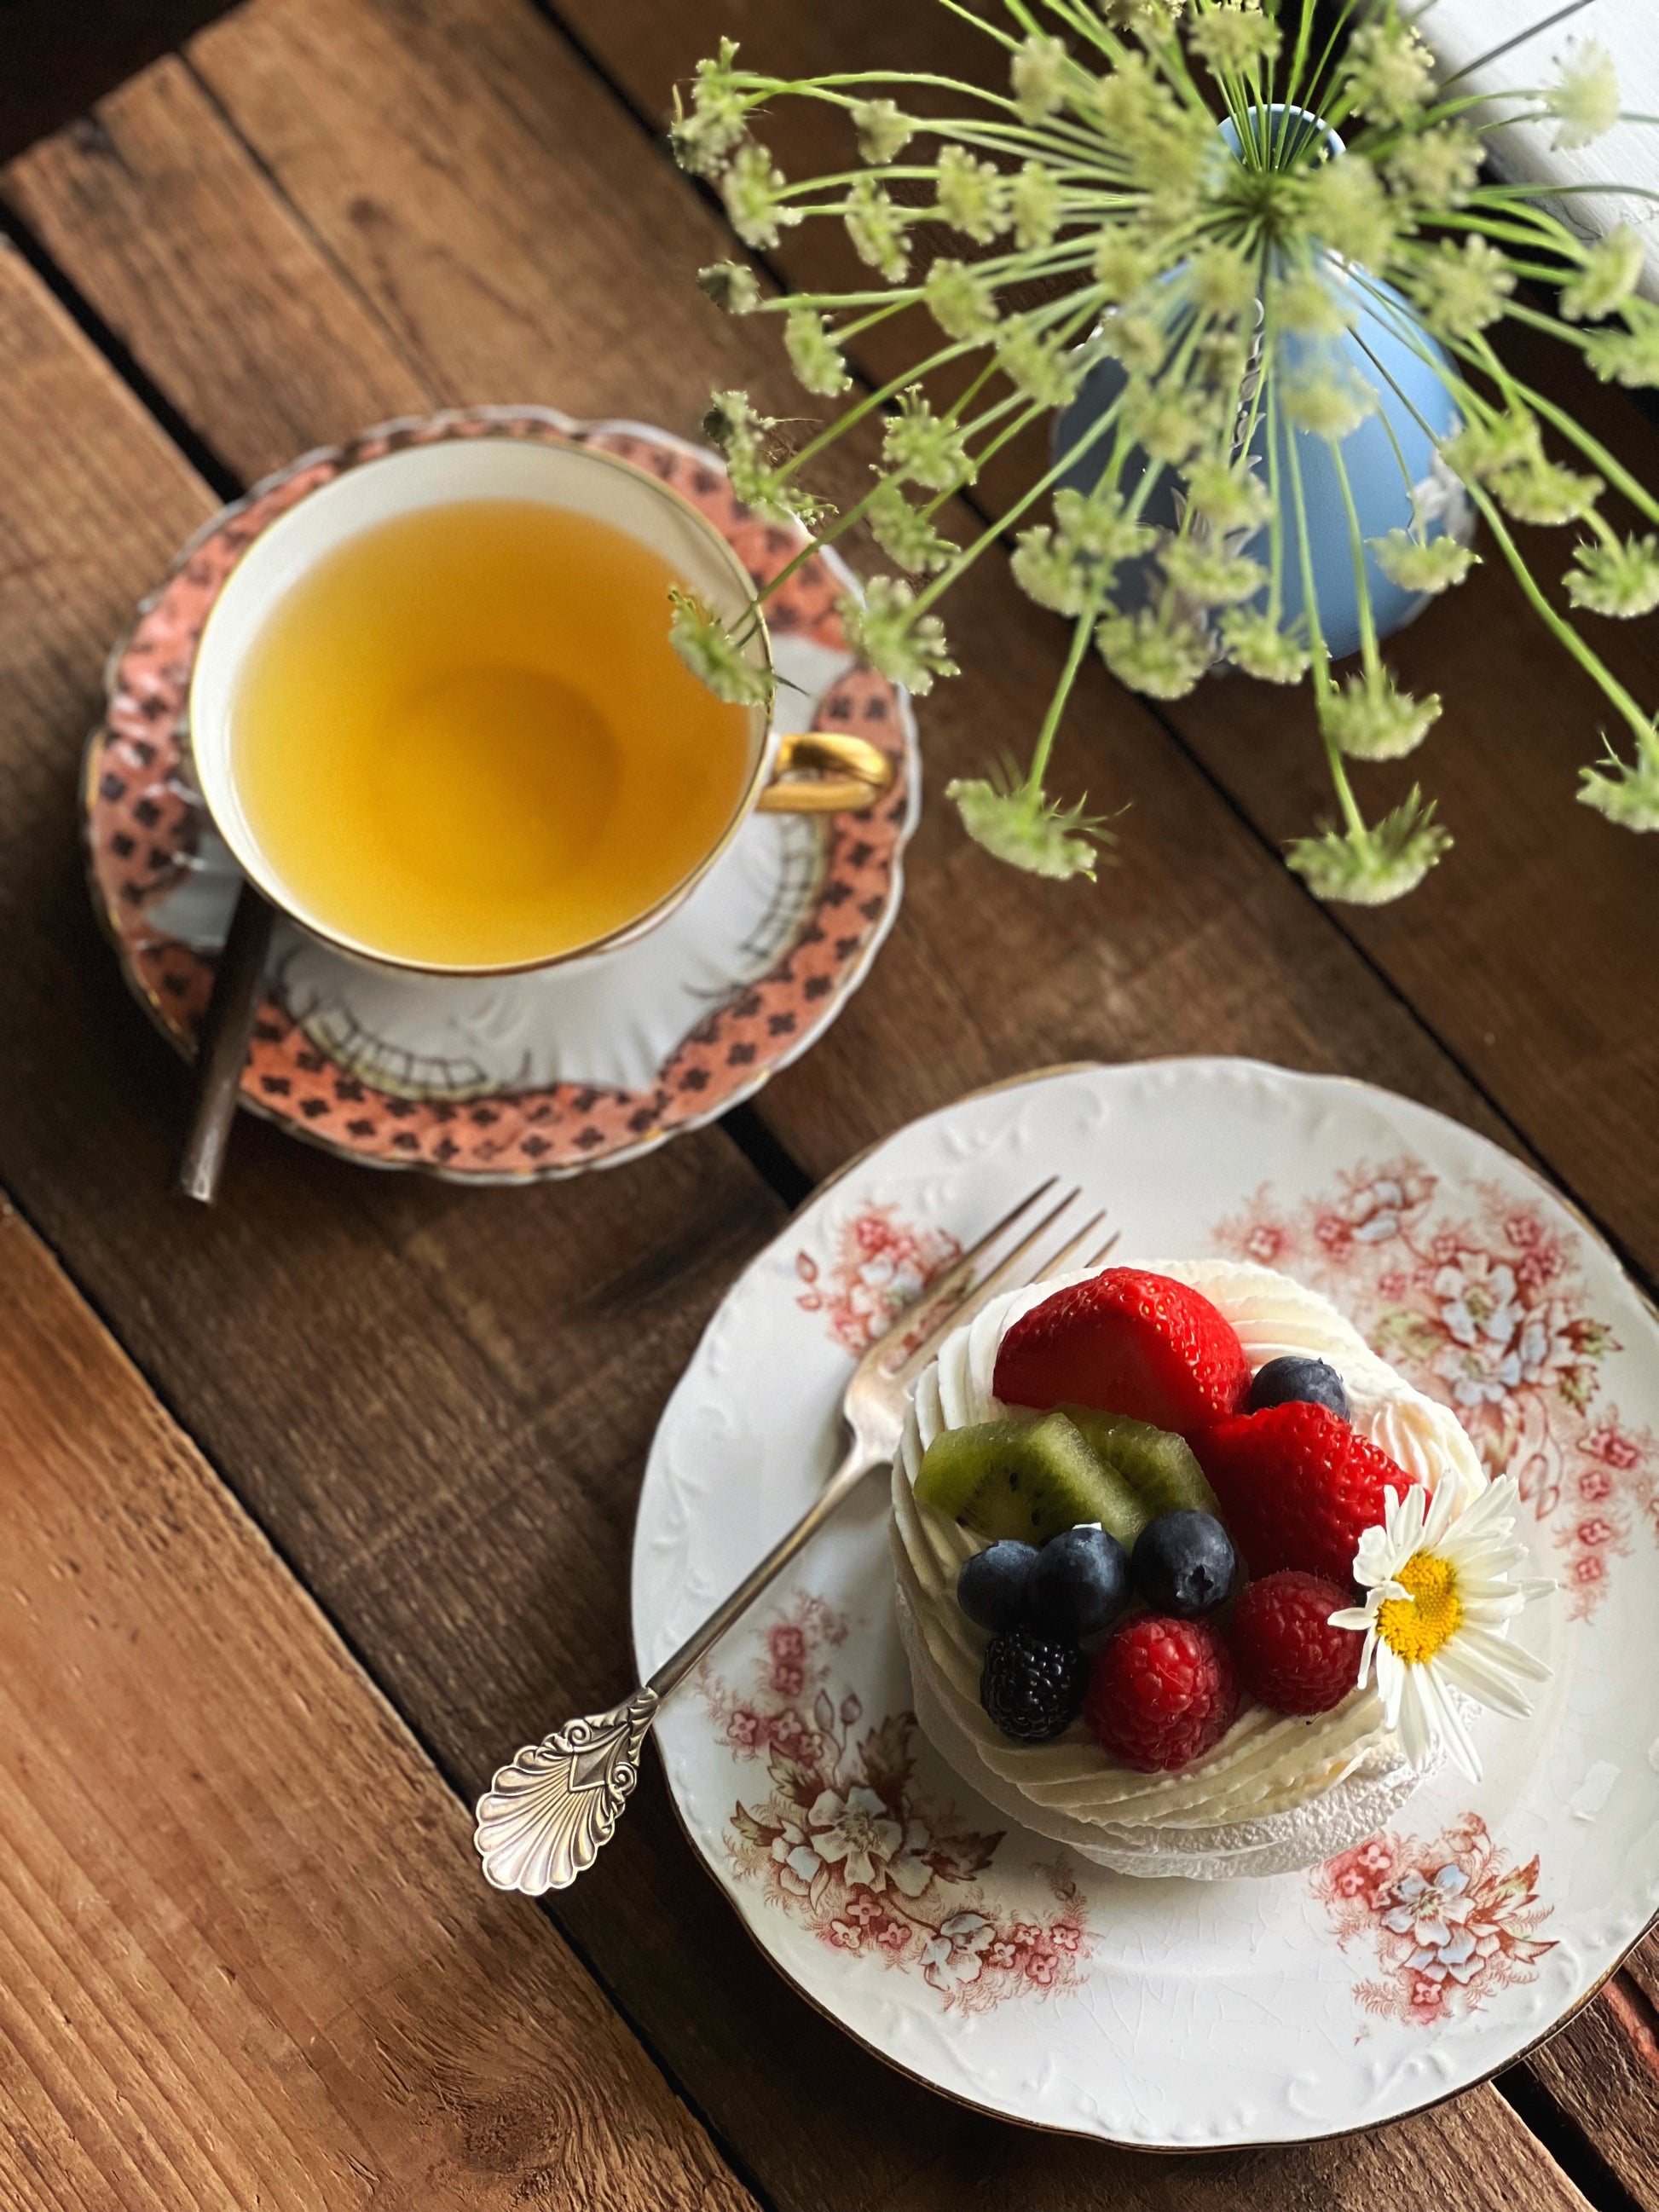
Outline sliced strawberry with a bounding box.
[993,1268,1250,1435]
[1194,1401,1418,1587]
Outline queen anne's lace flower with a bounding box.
[1373,529,1478,594]
[668,587,773,707]
[1185,457,1271,534]
[697,260,761,315]
[1010,160,1061,251]
[996,324,1083,407]
[1582,298,1659,389]
[1545,38,1620,152]
[923,259,1000,341]
[1159,535,1268,607]
[1380,517,1477,588]
[1408,235,1515,340]
[1580,737,1659,829]
[882,388,972,489]
[1010,32,1069,122]
[1286,790,1452,904]
[670,38,749,175]
[1384,124,1483,207]
[866,480,957,574]
[1092,233,1156,302]
[1440,409,1542,484]
[843,175,910,280]
[851,98,914,165]
[934,145,1009,242]
[1565,534,1659,618]
[1304,153,1397,268]
[1561,226,1645,322]
[1321,669,1442,760]
[1280,360,1377,440]
[840,575,959,692]
[1095,608,1212,699]
[785,309,851,396]
[1220,609,1311,683]
[724,143,801,249]
[1343,16,1436,123]
[1490,459,1603,528]
[1188,4,1280,78]
[948,773,1105,880]
[1271,268,1354,337]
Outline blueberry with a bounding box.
[1246,1354,1350,1421]
[1026,1524,1130,1642]
[1132,1510,1237,1620]
[980,1626,1088,1741]
[957,1539,1039,1632]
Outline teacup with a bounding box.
[188,434,893,978]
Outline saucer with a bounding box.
[632,1060,1659,2147]
[84,407,920,1181]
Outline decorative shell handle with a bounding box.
[474,1689,660,1893]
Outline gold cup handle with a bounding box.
[755,731,895,815]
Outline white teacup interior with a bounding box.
[188,437,771,971]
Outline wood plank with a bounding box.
[0,228,823,2203]
[0,1196,754,2212]
[529,0,1659,1284]
[0,9,1627,2209]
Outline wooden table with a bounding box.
[0,1,1655,2204]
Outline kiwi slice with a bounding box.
[1060,1406,1223,1522]
[915,1412,1147,1547]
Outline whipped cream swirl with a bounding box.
[890,1258,1485,1878]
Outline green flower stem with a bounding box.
[1327,436,1383,682]
[1264,370,1286,621]
[1026,597,1100,799]
[1285,409,1368,842]
[1470,485,1657,744]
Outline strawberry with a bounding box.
[994,1268,1250,1435]
[1229,1571,1363,1715]
[1084,1614,1238,1771]
[1193,1401,1418,1587]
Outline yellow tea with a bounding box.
[228,497,755,968]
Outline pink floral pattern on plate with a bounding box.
[795,1203,962,1354]
[1215,1158,1659,1615]
[1314,1814,1555,2024]
[698,1592,1091,2012]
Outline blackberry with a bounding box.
[980,1626,1087,1742]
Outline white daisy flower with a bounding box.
[1330,1476,1553,1783]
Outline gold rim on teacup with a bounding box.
[186,435,894,979]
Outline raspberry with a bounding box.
[994,1268,1250,1435]
[980,1626,1087,1742]
[1084,1614,1238,1771]
[1194,1401,1418,1586]
[1229,1571,1364,1716]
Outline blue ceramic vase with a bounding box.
[1050,118,1468,661]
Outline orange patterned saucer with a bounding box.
[83,407,919,1182]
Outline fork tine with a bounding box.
[1032,1209,1108,1282]
[858,1175,1057,1372]
[1085,1230,1122,1268]
[882,1187,1082,1383]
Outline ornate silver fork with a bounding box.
[474,1177,1117,1895]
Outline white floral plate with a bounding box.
[632,1059,1659,2147]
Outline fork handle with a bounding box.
[474,1440,881,1894]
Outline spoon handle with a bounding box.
[176,883,276,1204]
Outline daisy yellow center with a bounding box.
[1375,1551,1462,1665]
